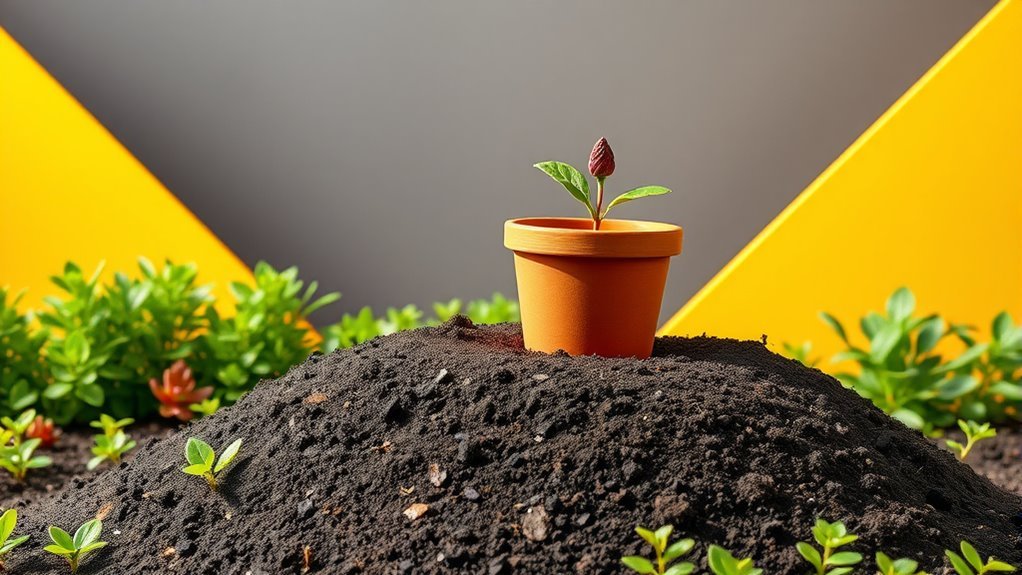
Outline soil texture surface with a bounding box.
[963,426,1022,496]
[4,319,1022,574]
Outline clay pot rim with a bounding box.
[504,217,683,258]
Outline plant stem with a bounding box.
[594,177,605,230]
[958,437,976,460]
[205,473,218,491]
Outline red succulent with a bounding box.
[25,415,61,448]
[149,360,214,422]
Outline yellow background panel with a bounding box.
[661,0,1022,365]
[0,27,252,312]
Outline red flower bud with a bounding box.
[588,137,615,178]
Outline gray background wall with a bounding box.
[0,1,993,325]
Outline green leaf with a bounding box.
[185,438,214,468]
[0,509,16,543]
[64,331,91,365]
[533,161,594,217]
[827,551,862,566]
[654,525,673,552]
[891,408,925,430]
[961,542,983,571]
[886,288,915,322]
[0,534,29,555]
[214,438,243,474]
[985,560,1017,572]
[73,519,102,548]
[827,568,853,575]
[916,317,945,354]
[182,464,209,476]
[79,540,107,555]
[43,383,74,400]
[664,538,695,562]
[892,558,919,574]
[989,381,1022,401]
[993,312,1014,341]
[48,526,74,551]
[603,186,672,217]
[797,542,823,570]
[937,375,978,400]
[819,312,849,344]
[43,544,74,557]
[946,551,973,575]
[869,324,903,363]
[665,563,695,575]
[87,456,106,470]
[937,344,989,374]
[621,556,656,574]
[75,384,105,407]
[635,527,658,548]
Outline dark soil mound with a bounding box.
[6,320,1021,574]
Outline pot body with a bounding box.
[504,217,683,358]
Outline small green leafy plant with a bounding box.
[875,552,928,575]
[1,409,38,446]
[197,262,339,402]
[796,519,862,575]
[0,288,46,418]
[945,541,1016,575]
[707,545,762,575]
[621,525,695,575]
[87,416,137,470]
[0,509,30,568]
[535,137,672,230]
[784,341,819,367]
[44,519,107,573]
[181,437,242,491]
[0,438,51,482]
[822,288,978,431]
[946,420,997,460]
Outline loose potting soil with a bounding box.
[5,318,1021,574]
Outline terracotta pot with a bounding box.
[504,217,683,358]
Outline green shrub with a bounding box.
[0,288,47,418]
[194,262,338,402]
[821,287,1022,431]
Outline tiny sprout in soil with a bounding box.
[875,552,928,575]
[89,414,133,439]
[87,430,136,470]
[945,541,1016,575]
[707,545,762,575]
[182,437,242,491]
[535,137,671,230]
[797,518,863,575]
[1,409,37,446]
[946,420,997,461]
[44,519,106,574]
[621,525,695,575]
[0,509,30,569]
[0,438,51,482]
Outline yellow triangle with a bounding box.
[0,27,253,311]
[661,0,1022,362]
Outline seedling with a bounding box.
[87,430,137,470]
[149,361,213,422]
[44,519,106,573]
[945,541,1016,575]
[188,397,221,418]
[0,438,51,482]
[621,525,695,575]
[0,509,30,569]
[181,437,242,491]
[946,420,997,461]
[89,414,134,439]
[1,409,37,446]
[707,545,762,575]
[797,519,862,575]
[875,552,929,575]
[535,137,672,230]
